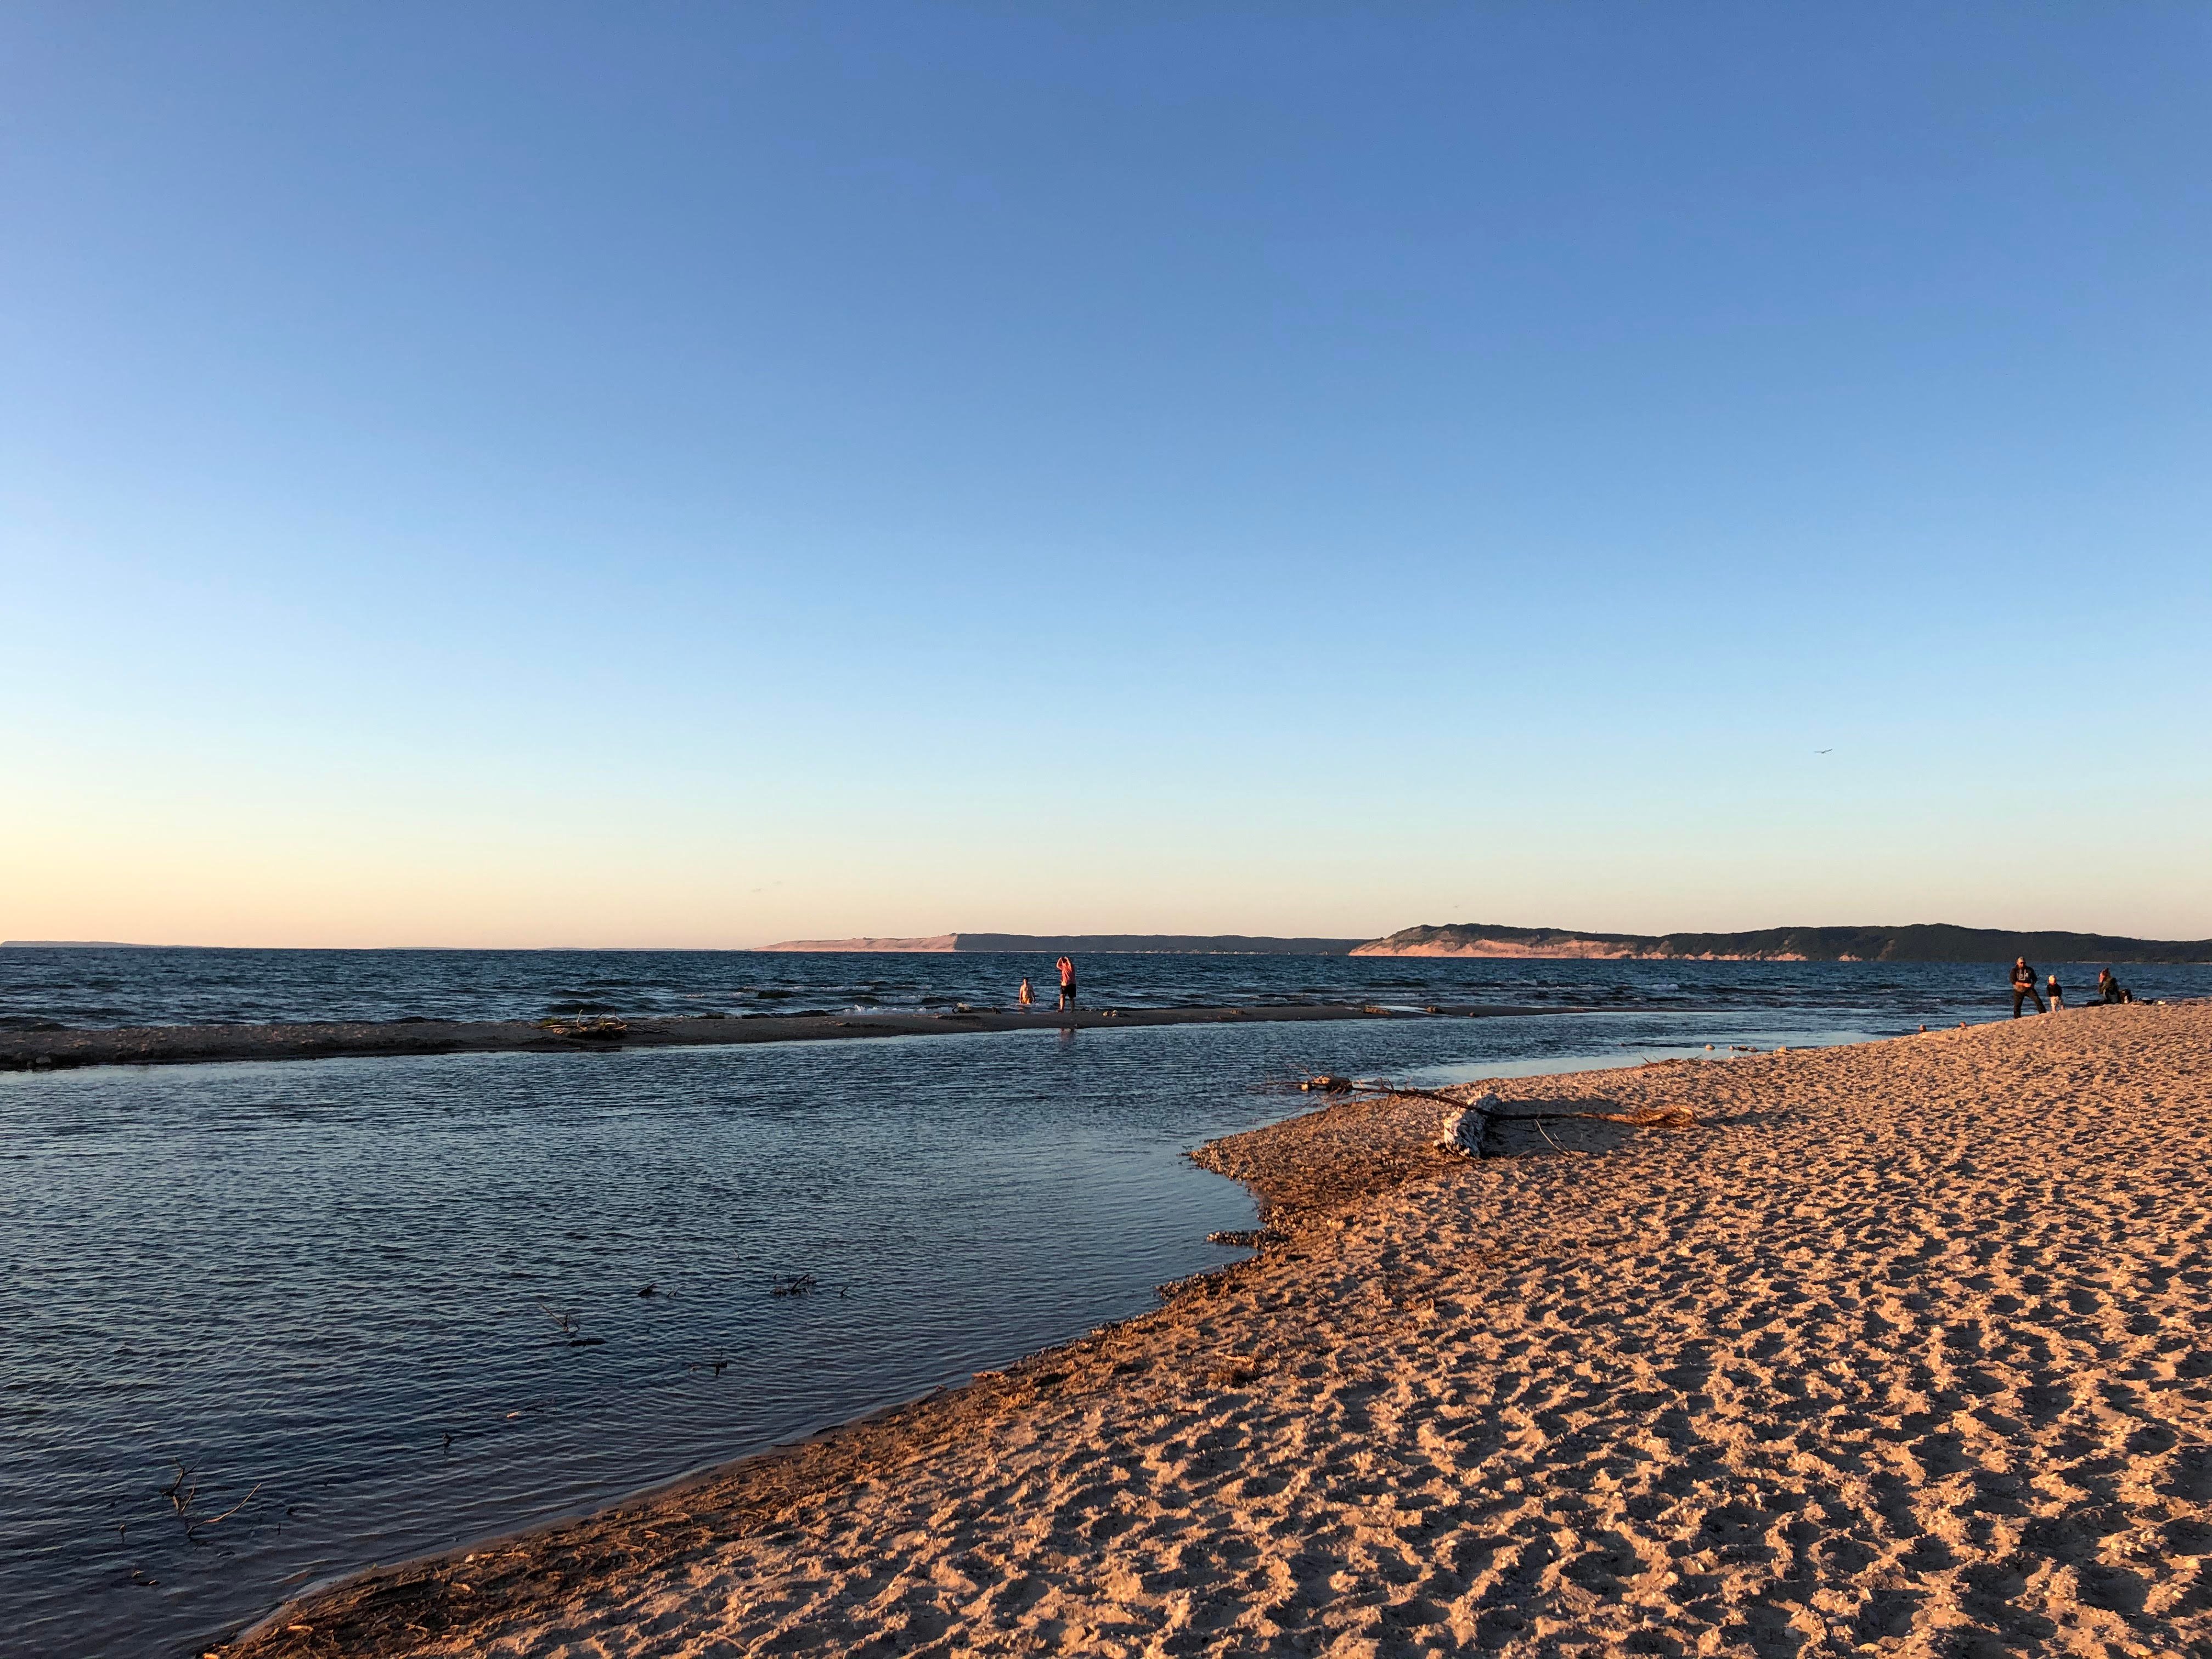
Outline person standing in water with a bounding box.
[2046,972,2063,1012]
[1018,977,1034,1008]
[2011,957,2046,1017]
[1056,955,1077,1011]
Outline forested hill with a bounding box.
[1355,923,2212,963]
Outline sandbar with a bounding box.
[0,1002,1564,1073]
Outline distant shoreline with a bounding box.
[10,922,2209,962]
[764,925,2212,964]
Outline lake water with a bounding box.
[5,944,2200,1030]
[3,952,2206,1656]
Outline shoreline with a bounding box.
[215,1028,1475,1658]
[0,1002,1586,1074]
[216,1001,2212,1657]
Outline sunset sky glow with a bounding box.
[4,4,2208,946]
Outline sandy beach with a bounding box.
[223,1001,2211,1658]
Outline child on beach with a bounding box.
[2046,973,2062,1011]
[1018,978,1034,1007]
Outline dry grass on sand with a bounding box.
[230,1003,2212,1658]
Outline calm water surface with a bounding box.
[4,955,2208,1656]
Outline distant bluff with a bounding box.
[756,926,2210,962]
[1353,923,2212,963]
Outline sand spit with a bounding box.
[222,1004,2211,1658]
[0,1002,1512,1073]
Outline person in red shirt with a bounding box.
[1056,955,1077,1012]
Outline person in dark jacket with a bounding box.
[2011,957,2046,1017]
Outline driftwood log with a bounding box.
[1436,1093,1498,1158]
[1280,1074,1699,1163]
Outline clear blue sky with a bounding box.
[4,4,2207,946]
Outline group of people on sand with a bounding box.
[1015,955,1080,1013]
[2011,957,2132,1017]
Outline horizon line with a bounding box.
[9,917,2212,953]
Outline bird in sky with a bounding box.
[1816,748,1833,754]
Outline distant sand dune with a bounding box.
[754,934,960,952]
[230,1003,2212,1658]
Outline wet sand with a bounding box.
[0,1002,1547,1073]
[221,1002,2210,1657]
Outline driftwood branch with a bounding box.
[187,1481,263,1533]
[161,1460,199,1514]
